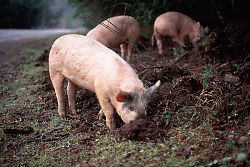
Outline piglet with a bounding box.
[87,15,140,62]
[152,11,209,55]
[49,34,160,130]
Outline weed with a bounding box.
[161,106,173,126]
[201,65,215,87]
[173,47,185,56]
[234,54,250,70]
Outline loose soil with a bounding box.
[0,23,249,166]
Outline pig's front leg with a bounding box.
[156,37,163,55]
[172,37,186,48]
[154,30,164,55]
[98,97,116,130]
[67,80,78,115]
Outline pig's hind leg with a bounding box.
[172,36,186,48]
[51,73,66,118]
[120,43,127,60]
[67,80,78,115]
[155,32,164,55]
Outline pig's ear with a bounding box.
[145,80,161,98]
[195,22,201,31]
[205,27,209,33]
[116,91,132,102]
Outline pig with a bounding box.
[152,11,209,55]
[86,15,140,62]
[49,34,160,130]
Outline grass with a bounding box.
[173,47,185,56]
[0,37,249,166]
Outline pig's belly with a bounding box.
[62,71,96,92]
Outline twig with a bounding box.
[24,133,69,143]
[8,133,69,149]
[229,105,250,117]
[169,52,188,65]
[140,65,165,70]
[139,52,187,71]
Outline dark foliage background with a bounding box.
[68,0,249,29]
[0,0,249,29]
[0,0,66,28]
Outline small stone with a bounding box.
[224,74,240,84]
[238,136,249,144]
[236,153,247,162]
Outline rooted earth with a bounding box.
[0,23,249,166]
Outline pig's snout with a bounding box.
[118,80,161,125]
[127,113,146,124]
[121,103,148,124]
[122,109,145,124]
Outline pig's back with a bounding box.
[154,11,194,35]
[49,34,139,91]
[87,16,140,47]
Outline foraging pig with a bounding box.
[152,11,209,55]
[87,15,140,62]
[49,34,160,130]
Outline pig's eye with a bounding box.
[128,106,135,111]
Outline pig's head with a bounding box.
[190,22,209,44]
[115,80,161,124]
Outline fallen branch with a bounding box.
[24,133,69,143]
[8,133,69,149]
[140,65,165,70]
[139,52,188,71]
[169,52,188,65]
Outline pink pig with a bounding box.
[152,11,209,55]
[49,34,160,130]
[87,15,140,62]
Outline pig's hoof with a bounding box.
[98,114,105,120]
[59,113,66,119]
[70,110,77,115]
[98,110,105,120]
[107,123,116,131]
[108,126,116,131]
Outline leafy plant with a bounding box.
[202,66,214,87]
[161,106,174,126]
[173,47,185,56]
[234,54,250,70]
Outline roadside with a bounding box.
[0,29,86,66]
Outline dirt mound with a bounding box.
[114,119,168,142]
[148,76,203,115]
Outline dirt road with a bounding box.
[0,29,86,43]
[0,29,86,65]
